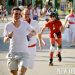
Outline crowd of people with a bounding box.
[0,6,8,22]
[3,3,75,75]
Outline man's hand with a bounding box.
[8,32,13,38]
[3,32,13,43]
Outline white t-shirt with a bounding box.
[3,20,33,53]
[26,20,40,46]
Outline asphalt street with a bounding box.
[0,17,75,75]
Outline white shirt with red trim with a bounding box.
[65,13,75,24]
[26,20,40,46]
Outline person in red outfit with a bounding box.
[39,12,64,66]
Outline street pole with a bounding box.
[32,0,36,6]
[17,0,19,6]
[53,0,59,20]
[54,0,58,11]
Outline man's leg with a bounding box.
[18,53,29,75]
[49,51,53,66]
[56,38,62,62]
[18,66,27,75]
[10,70,17,75]
[7,59,18,75]
[57,45,62,62]
[49,38,56,66]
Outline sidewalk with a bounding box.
[0,48,75,75]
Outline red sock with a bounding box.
[58,51,61,55]
[50,52,53,59]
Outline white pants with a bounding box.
[62,24,75,45]
[28,46,36,69]
[69,24,75,45]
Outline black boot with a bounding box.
[57,54,62,62]
[49,59,53,66]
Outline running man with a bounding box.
[3,7,36,75]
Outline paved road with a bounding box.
[0,17,75,75]
[0,48,75,75]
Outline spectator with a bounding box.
[64,8,75,47]
[33,5,38,20]
[2,6,8,21]
[27,3,33,19]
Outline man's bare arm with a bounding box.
[3,32,13,43]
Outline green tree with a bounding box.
[69,0,73,2]
[7,0,15,6]
[0,0,2,5]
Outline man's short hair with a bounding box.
[27,3,32,8]
[11,7,21,12]
[11,7,21,14]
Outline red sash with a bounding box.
[28,44,36,47]
[69,22,75,24]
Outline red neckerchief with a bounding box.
[69,13,74,17]
[26,18,31,24]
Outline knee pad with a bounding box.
[57,45,62,51]
[50,45,56,52]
